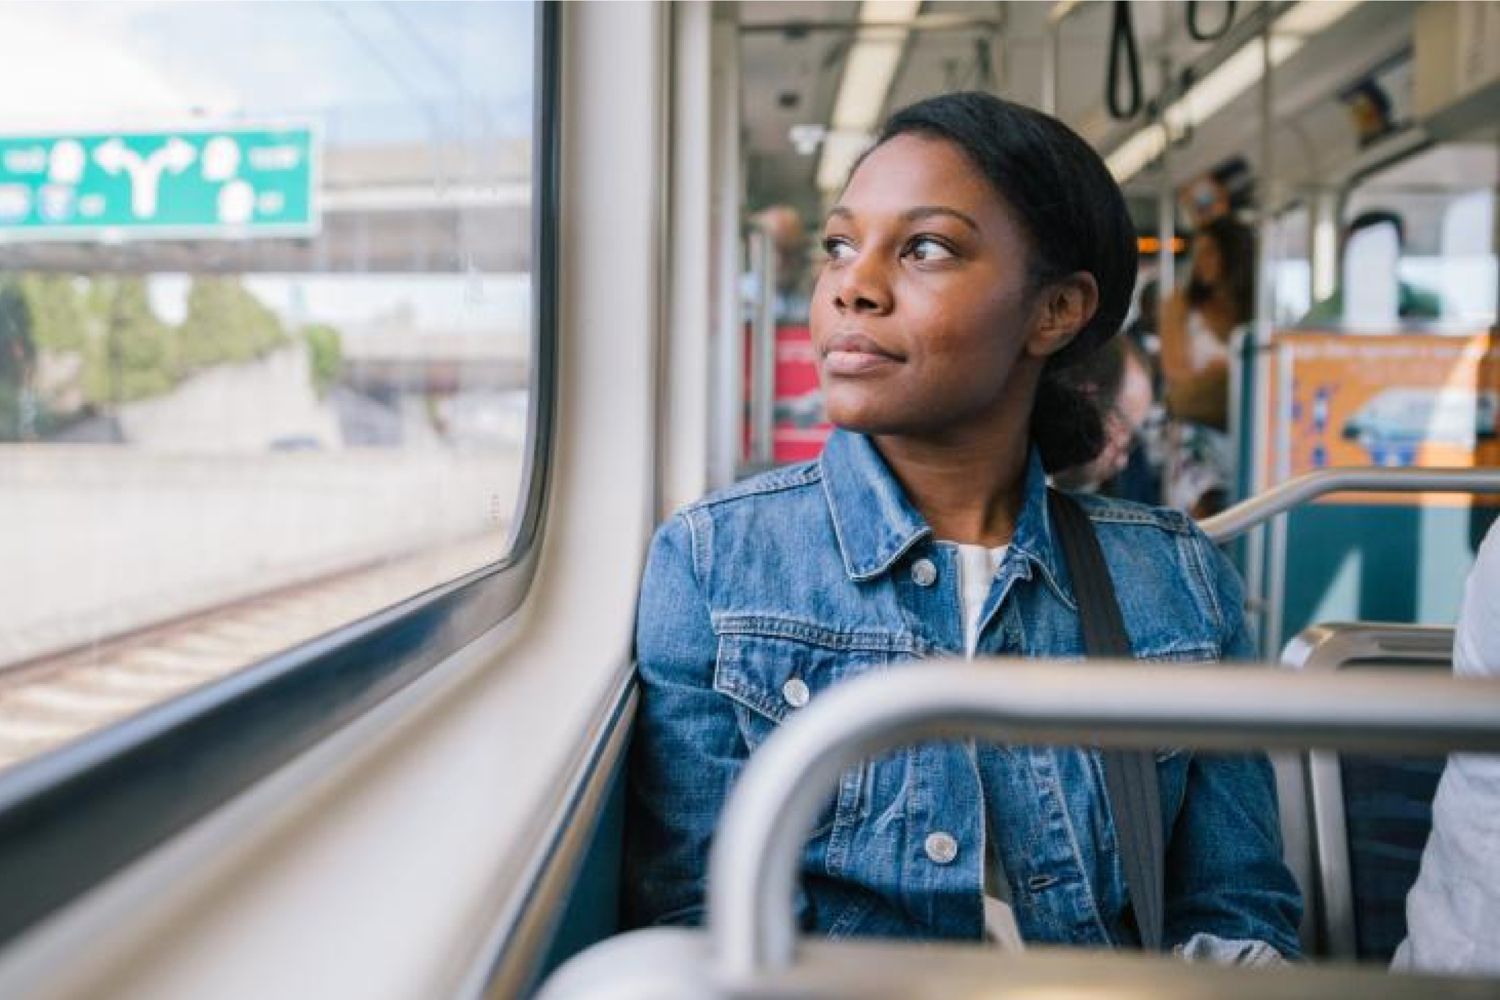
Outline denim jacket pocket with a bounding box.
[1136,642,1219,765]
[1131,644,1216,823]
[712,623,911,848]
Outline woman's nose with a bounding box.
[832,255,893,314]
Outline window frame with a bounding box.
[0,0,559,947]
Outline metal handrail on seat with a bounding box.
[1199,467,1500,543]
[1282,622,1454,673]
[1280,623,1456,962]
[705,661,1500,981]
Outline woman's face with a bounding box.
[810,134,1049,438]
[1192,232,1223,286]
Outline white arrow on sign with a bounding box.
[91,136,199,219]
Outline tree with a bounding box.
[18,275,88,353]
[302,323,343,398]
[0,280,36,439]
[82,277,180,404]
[178,276,288,371]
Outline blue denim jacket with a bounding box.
[625,430,1302,960]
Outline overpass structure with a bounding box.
[340,328,530,392]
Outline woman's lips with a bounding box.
[822,332,901,376]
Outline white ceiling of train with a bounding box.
[739,0,1445,219]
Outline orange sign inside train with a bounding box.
[1269,331,1500,505]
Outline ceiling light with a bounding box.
[829,38,905,133]
[789,124,826,155]
[1047,0,1086,26]
[1161,35,1299,135]
[1105,123,1167,182]
[817,131,876,191]
[816,0,921,192]
[860,0,922,26]
[1276,0,1364,36]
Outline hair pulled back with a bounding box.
[1191,215,1257,325]
[874,92,1138,472]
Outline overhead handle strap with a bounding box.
[1106,1,1143,120]
[1187,1,1236,43]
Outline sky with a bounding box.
[0,2,535,143]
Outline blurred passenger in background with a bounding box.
[1299,210,1441,328]
[745,203,813,323]
[1393,520,1500,976]
[1159,216,1255,517]
[1052,337,1155,496]
[1180,174,1232,229]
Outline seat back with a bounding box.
[1281,622,1454,961]
[540,661,1500,999]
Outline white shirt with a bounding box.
[1393,522,1500,974]
[952,542,1024,950]
[955,543,1007,658]
[1186,310,1230,372]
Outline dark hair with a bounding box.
[1187,215,1256,325]
[1051,335,1151,419]
[1347,209,1405,248]
[1054,336,1126,411]
[872,92,1138,472]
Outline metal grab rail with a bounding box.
[1282,621,1454,673]
[706,662,1500,981]
[1199,467,1500,543]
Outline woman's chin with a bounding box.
[822,396,890,434]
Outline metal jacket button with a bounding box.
[924,831,959,864]
[910,558,938,587]
[781,677,810,708]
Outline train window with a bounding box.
[1268,204,1313,325]
[0,2,541,770]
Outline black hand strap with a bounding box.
[1047,490,1166,952]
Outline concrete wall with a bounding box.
[0,446,522,666]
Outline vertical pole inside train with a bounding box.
[1156,56,1175,306]
[710,12,743,490]
[1257,11,1288,653]
[1493,133,1500,325]
[748,226,777,468]
[1042,21,1059,116]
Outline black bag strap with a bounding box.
[1046,489,1165,952]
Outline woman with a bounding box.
[1159,217,1256,516]
[625,93,1300,962]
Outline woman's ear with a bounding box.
[1025,272,1100,359]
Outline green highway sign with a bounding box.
[0,125,318,239]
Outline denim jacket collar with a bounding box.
[818,429,1071,606]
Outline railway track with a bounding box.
[0,532,511,771]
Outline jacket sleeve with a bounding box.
[621,512,745,928]
[1163,534,1304,962]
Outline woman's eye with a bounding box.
[906,236,955,262]
[822,237,855,262]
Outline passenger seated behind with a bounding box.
[625,92,1301,962]
[1051,337,1155,496]
[1394,519,1500,975]
[1299,210,1441,327]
